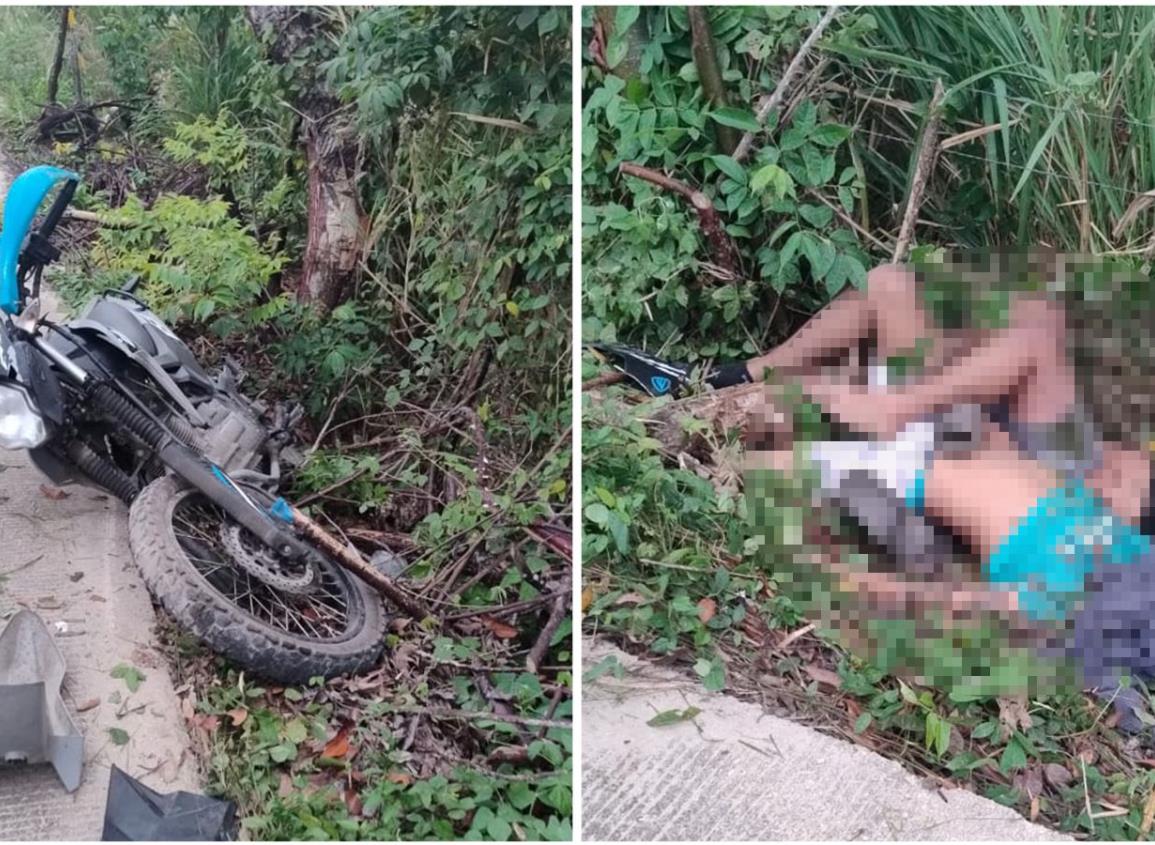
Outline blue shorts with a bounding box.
[987,482,1153,621]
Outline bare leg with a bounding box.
[898,296,1077,426]
[810,295,1082,438]
[746,265,944,380]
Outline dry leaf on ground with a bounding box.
[480,616,519,639]
[697,598,716,623]
[804,665,842,689]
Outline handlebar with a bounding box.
[37,178,77,245]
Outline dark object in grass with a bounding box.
[827,469,959,580]
[102,766,237,841]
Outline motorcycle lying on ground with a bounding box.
[0,166,387,682]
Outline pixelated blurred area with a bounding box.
[738,253,1153,701]
[582,8,1155,834]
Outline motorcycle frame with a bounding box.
[21,320,308,559]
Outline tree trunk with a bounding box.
[246,6,366,313]
[302,115,364,311]
[688,8,739,155]
[47,7,69,105]
[68,23,84,108]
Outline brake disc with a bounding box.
[218,523,318,595]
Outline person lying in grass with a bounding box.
[595,260,1155,727]
[758,386,1155,733]
[593,261,1152,542]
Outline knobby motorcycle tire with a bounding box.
[128,475,388,683]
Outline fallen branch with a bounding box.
[524,521,572,562]
[526,592,570,674]
[62,208,135,228]
[620,162,739,277]
[582,370,627,391]
[892,79,945,263]
[290,505,430,621]
[445,591,565,622]
[644,380,778,453]
[733,5,840,163]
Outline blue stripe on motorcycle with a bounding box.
[210,464,233,488]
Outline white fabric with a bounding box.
[809,419,936,499]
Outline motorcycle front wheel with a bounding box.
[128,475,388,683]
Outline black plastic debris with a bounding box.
[102,765,237,841]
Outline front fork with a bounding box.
[32,333,307,559]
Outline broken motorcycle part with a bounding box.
[0,609,83,792]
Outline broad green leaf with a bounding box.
[536,8,560,34]
[779,126,808,152]
[108,727,130,746]
[803,145,836,186]
[791,101,817,135]
[798,204,833,228]
[111,663,146,694]
[709,107,762,132]
[935,720,952,757]
[701,660,726,692]
[838,185,855,214]
[750,164,794,199]
[585,502,610,526]
[283,718,308,744]
[799,232,835,280]
[711,154,747,184]
[779,230,803,268]
[999,736,1027,772]
[899,680,919,705]
[646,706,702,727]
[606,36,628,69]
[925,711,940,752]
[811,124,852,147]
[615,5,640,31]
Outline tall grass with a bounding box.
[0,7,59,126]
[833,6,1155,254]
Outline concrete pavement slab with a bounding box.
[582,638,1069,841]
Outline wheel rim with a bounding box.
[168,488,364,643]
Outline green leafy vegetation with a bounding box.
[583,6,1155,840]
[1,6,570,839]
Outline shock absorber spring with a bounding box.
[166,414,204,451]
[65,441,138,503]
[88,383,166,449]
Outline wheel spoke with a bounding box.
[168,490,354,641]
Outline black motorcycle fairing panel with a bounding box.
[10,337,65,424]
[43,325,148,386]
[73,295,214,391]
[27,445,83,488]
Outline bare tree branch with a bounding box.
[892,79,945,263]
[732,5,840,163]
